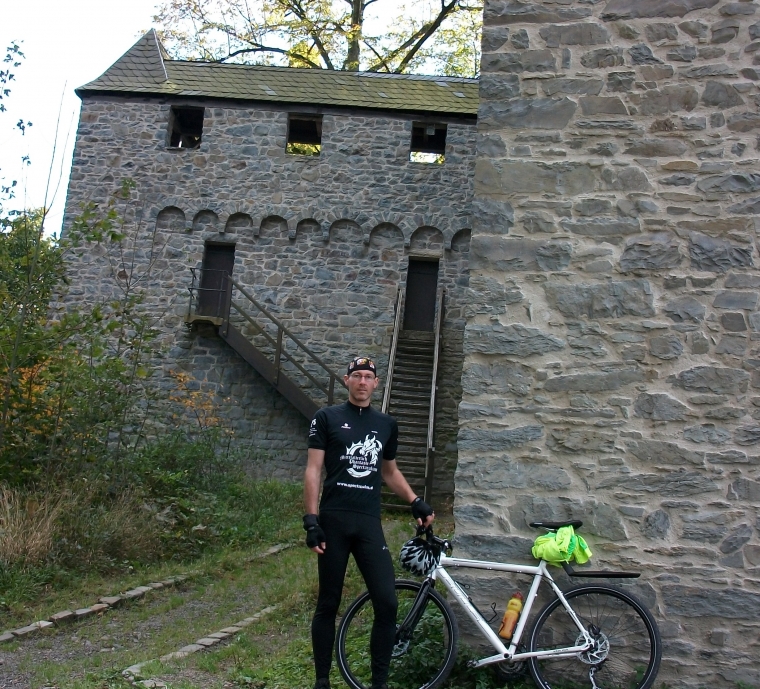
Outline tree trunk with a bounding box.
[344,0,364,71]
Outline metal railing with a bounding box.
[382,287,405,414]
[424,287,445,501]
[187,270,346,406]
[186,267,229,319]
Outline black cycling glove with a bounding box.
[303,514,326,549]
[411,497,434,522]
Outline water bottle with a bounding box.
[498,591,524,640]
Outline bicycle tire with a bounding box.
[528,584,662,689]
[335,578,459,689]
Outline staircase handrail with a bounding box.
[425,287,445,500]
[382,287,405,414]
[224,275,346,403]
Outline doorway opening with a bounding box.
[197,243,235,317]
[403,259,439,331]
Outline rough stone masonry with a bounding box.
[61,63,477,488]
[457,0,760,685]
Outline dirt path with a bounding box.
[0,548,289,688]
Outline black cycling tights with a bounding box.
[312,511,397,686]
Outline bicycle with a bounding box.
[335,519,662,689]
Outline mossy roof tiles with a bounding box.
[77,30,478,116]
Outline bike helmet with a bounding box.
[399,535,441,576]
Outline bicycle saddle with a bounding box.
[529,520,583,530]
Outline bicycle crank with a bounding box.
[392,629,410,657]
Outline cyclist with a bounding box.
[303,356,435,689]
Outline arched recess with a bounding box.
[410,226,444,253]
[296,218,323,242]
[156,206,186,232]
[225,212,253,234]
[369,223,404,249]
[260,215,289,238]
[329,219,363,245]
[450,228,472,254]
[193,210,218,233]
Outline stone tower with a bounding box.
[62,30,477,490]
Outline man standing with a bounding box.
[303,356,435,689]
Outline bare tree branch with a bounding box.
[362,38,392,72]
[394,0,460,73]
[222,44,323,68]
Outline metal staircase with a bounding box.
[185,269,346,419]
[382,287,445,505]
[185,271,443,504]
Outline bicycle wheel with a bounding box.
[528,585,661,689]
[336,578,459,689]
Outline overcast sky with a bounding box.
[1,0,160,235]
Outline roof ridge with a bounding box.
[164,59,477,83]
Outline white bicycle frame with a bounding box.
[432,553,594,669]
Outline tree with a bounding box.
[0,43,32,213]
[155,0,482,76]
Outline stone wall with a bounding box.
[458,1,760,685]
[62,97,475,489]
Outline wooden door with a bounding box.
[197,243,235,317]
[403,259,439,331]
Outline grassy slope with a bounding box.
[2,509,530,689]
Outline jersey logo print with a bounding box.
[309,419,317,437]
[341,423,351,429]
[344,433,383,478]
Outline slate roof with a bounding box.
[77,30,479,116]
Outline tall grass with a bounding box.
[0,432,302,613]
[0,484,61,566]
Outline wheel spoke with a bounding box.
[529,586,661,689]
[336,580,458,689]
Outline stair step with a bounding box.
[390,394,430,402]
[391,414,429,422]
[393,380,432,389]
[391,386,431,395]
[390,402,430,411]
[399,332,435,342]
[394,351,434,359]
[393,364,432,372]
[392,366,432,374]
[396,346,434,353]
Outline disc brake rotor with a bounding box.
[575,631,610,665]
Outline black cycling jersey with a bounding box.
[308,401,399,517]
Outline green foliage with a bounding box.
[286,142,321,156]
[156,0,482,76]
[0,209,64,322]
[0,182,163,485]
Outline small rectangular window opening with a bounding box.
[410,122,446,164]
[169,106,204,149]
[287,115,322,156]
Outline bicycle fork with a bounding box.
[394,578,435,654]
